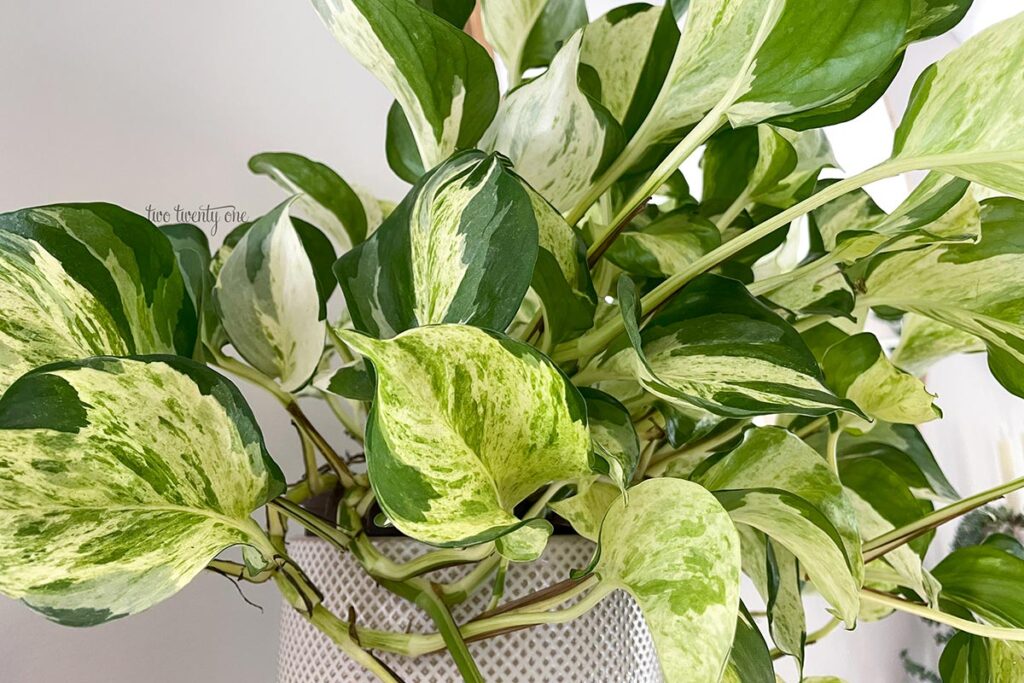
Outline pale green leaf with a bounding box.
[339,325,592,561]
[823,332,941,425]
[754,128,838,209]
[699,427,863,625]
[596,478,740,682]
[892,313,985,376]
[606,211,721,279]
[892,13,1024,198]
[549,477,619,542]
[480,0,587,81]
[248,152,368,248]
[0,204,197,393]
[213,198,326,392]
[766,542,806,669]
[0,356,283,625]
[481,31,622,214]
[335,151,539,339]
[312,0,499,168]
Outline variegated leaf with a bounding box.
[549,477,619,542]
[766,541,806,669]
[699,427,863,625]
[248,152,368,247]
[0,356,284,626]
[864,198,1024,398]
[595,478,740,682]
[822,332,940,425]
[335,151,539,338]
[338,325,592,561]
[754,128,837,209]
[702,125,797,219]
[579,387,639,490]
[480,31,623,215]
[606,211,721,279]
[311,0,499,168]
[213,198,327,392]
[764,264,855,319]
[892,313,985,376]
[891,13,1024,198]
[584,274,859,418]
[480,0,587,84]
[724,602,775,683]
[0,204,197,393]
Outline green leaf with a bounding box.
[386,101,426,183]
[594,274,859,418]
[334,151,539,339]
[481,31,623,215]
[311,0,499,168]
[579,387,639,490]
[864,198,1024,398]
[0,204,197,393]
[413,0,475,27]
[159,224,211,360]
[905,0,974,42]
[822,332,941,425]
[754,128,837,210]
[0,355,283,626]
[339,325,592,561]
[605,210,721,279]
[315,360,374,402]
[595,478,740,682]
[892,13,1024,198]
[842,458,934,557]
[549,477,619,542]
[579,3,679,138]
[764,264,856,320]
[699,427,863,625]
[480,0,587,81]
[702,125,798,218]
[213,198,326,392]
[724,602,775,683]
[933,545,1024,638]
[765,541,806,669]
[248,152,368,247]
[940,632,992,683]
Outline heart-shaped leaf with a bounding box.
[339,325,592,561]
[213,198,328,392]
[595,478,740,682]
[311,0,498,169]
[0,204,197,393]
[0,356,284,626]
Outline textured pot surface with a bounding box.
[278,536,662,682]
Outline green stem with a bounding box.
[560,161,906,361]
[321,390,366,443]
[825,425,841,474]
[269,498,352,551]
[354,535,496,582]
[864,475,1024,562]
[715,190,751,232]
[284,400,358,489]
[295,424,324,496]
[285,472,339,504]
[647,421,748,477]
[860,588,1024,641]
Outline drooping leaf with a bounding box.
[864,198,1024,398]
[590,274,859,418]
[822,332,941,425]
[765,540,806,670]
[724,602,775,683]
[0,356,284,626]
[311,0,499,168]
[159,223,211,360]
[213,198,326,392]
[481,31,623,215]
[549,477,619,542]
[0,204,197,393]
[339,325,592,561]
[891,13,1024,198]
[699,427,864,625]
[579,387,639,490]
[605,210,721,279]
[248,152,368,247]
[595,478,740,682]
[335,151,539,339]
[940,632,992,683]
[579,3,679,138]
[386,101,427,183]
[480,0,587,81]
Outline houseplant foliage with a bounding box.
[6,0,1024,680]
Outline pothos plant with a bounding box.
[3,0,1024,681]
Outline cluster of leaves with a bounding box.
[3,1,1024,682]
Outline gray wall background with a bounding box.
[1,2,1021,681]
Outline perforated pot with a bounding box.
[277,536,662,682]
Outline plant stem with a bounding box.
[322,390,366,442]
[294,424,324,496]
[559,161,905,362]
[825,425,842,474]
[860,588,1024,641]
[864,475,1024,562]
[284,400,358,489]
[355,536,496,582]
[269,498,352,551]
[714,190,751,232]
[770,617,840,659]
[647,421,748,477]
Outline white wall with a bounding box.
[1,2,1022,682]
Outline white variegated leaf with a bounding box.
[595,478,740,682]
[892,313,985,376]
[606,211,721,279]
[0,356,283,626]
[480,0,587,84]
[754,128,837,209]
[549,477,618,542]
[481,31,622,215]
[699,427,863,625]
[214,198,325,392]
[891,13,1024,198]
[0,204,196,393]
[312,0,498,168]
[339,325,592,561]
[579,387,639,490]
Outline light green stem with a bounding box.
[715,190,751,231]
[860,589,1024,641]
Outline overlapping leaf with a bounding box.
[339,325,592,561]
[0,204,196,393]
[605,210,721,279]
[0,356,284,625]
[480,0,587,84]
[579,387,639,490]
[311,0,499,169]
[595,478,740,682]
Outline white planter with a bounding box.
[277,536,662,682]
